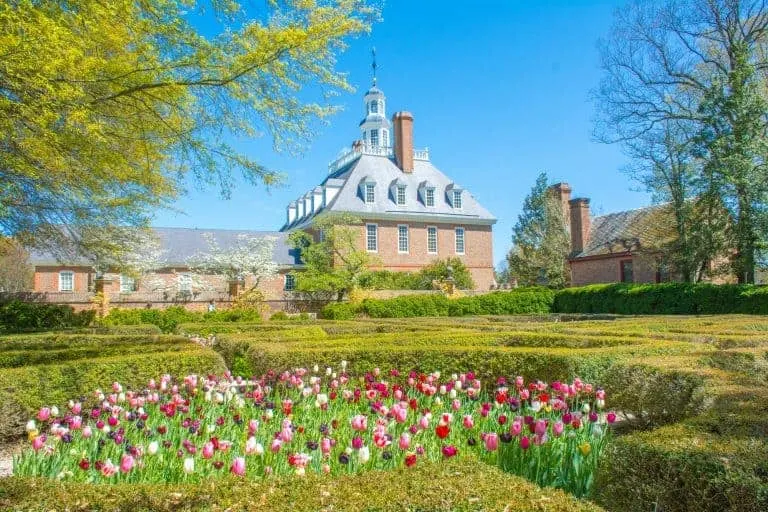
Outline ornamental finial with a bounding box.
[371,47,377,86]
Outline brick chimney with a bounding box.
[548,182,572,231]
[569,198,591,255]
[392,111,414,173]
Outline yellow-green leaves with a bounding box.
[0,0,375,261]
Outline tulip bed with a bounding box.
[14,367,612,499]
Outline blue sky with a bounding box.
[154,0,649,268]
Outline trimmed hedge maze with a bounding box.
[212,315,768,512]
[0,330,226,442]
[1,315,766,511]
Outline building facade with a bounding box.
[25,81,496,308]
[280,82,497,290]
[550,183,734,286]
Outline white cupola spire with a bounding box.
[359,48,390,149]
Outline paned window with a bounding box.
[398,225,409,253]
[455,227,465,254]
[59,271,74,292]
[366,224,378,252]
[427,227,438,254]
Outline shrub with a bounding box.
[270,311,289,321]
[553,283,768,315]
[320,302,359,320]
[0,346,225,440]
[594,424,768,512]
[357,257,476,290]
[0,458,603,511]
[0,301,94,332]
[100,306,263,333]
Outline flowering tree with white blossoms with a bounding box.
[118,231,211,298]
[189,233,279,292]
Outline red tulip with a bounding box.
[435,424,450,439]
[520,436,530,450]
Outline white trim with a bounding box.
[396,185,407,206]
[366,223,378,252]
[425,187,435,207]
[365,183,376,204]
[397,224,409,254]
[119,274,136,294]
[178,273,193,293]
[453,190,463,209]
[284,273,296,291]
[427,226,438,254]
[455,227,466,255]
[58,270,74,292]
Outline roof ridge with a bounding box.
[592,201,670,221]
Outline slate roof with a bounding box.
[572,203,675,259]
[29,227,301,267]
[282,154,496,231]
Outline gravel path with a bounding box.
[0,441,23,477]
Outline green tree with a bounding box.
[696,42,768,283]
[507,173,570,288]
[0,0,375,261]
[0,238,33,292]
[417,257,475,290]
[288,213,375,301]
[595,0,768,282]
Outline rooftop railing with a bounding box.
[328,145,430,174]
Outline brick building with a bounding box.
[280,81,497,289]
[26,80,496,307]
[550,183,732,286]
[29,228,302,311]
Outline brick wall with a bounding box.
[570,254,663,286]
[356,220,495,290]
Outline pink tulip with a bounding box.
[321,437,332,455]
[510,421,522,436]
[71,402,82,415]
[248,419,259,434]
[451,399,461,411]
[399,432,411,450]
[31,435,46,452]
[351,415,368,432]
[607,411,617,424]
[231,456,246,476]
[352,436,364,450]
[534,419,547,436]
[280,427,293,442]
[553,421,564,437]
[70,416,82,430]
[120,454,134,473]
[37,407,51,422]
[82,426,92,438]
[462,415,474,429]
[270,439,282,453]
[202,442,215,459]
[520,436,530,450]
[484,432,499,451]
[419,415,430,430]
[102,459,118,477]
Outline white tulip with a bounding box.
[183,457,195,474]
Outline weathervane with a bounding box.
[371,47,377,86]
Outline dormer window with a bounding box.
[453,190,463,209]
[425,188,435,207]
[396,185,407,206]
[365,183,375,203]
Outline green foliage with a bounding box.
[320,302,359,320]
[322,290,556,319]
[507,173,570,288]
[289,213,376,300]
[269,311,289,321]
[100,306,263,333]
[0,458,602,512]
[356,258,476,291]
[0,333,225,440]
[0,1,374,259]
[0,301,94,332]
[595,424,768,512]
[553,283,768,315]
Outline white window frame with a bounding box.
[58,270,74,292]
[284,274,296,291]
[382,129,389,148]
[453,190,463,209]
[396,185,407,206]
[119,274,136,294]
[366,223,378,252]
[178,273,193,293]
[365,183,375,204]
[370,99,378,114]
[427,226,438,254]
[370,129,379,146]
[425,187,435,207]
[455,227,466,255]
[397,224,409,254]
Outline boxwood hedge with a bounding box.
[0,458,603,512]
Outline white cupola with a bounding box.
[359,84,390,149]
